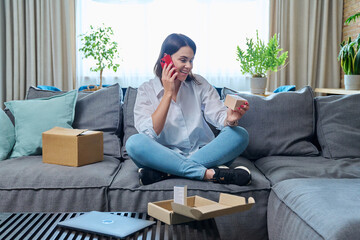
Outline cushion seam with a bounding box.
[271,188,325,239]
[254,163,275,186]
[107,187,271,193]
[105,163,123,211]
[315,99,333,158]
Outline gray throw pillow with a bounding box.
[222,86,319,160]
[121,87,139,159]
[0,109,15,160]
[4,108,15,126]
[26,87,65,99]
[26,84,123,158]
[315,94,360,158]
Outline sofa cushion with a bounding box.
[121,87,139,159]
[0,109,15,160]
[268,179,360,240]
[108,157,271,240]
[4,90,78,158]
[72,85,122,159]
[0,155,121,212]
[222,86,319,160]
[26,84,123,158]
[254,155,360,185]
[315,94,360,158]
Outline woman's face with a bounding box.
[171,46,194,81]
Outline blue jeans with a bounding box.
[126,126,249,180]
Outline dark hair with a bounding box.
[154,33,198,83]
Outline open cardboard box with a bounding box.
[148,193,255,224]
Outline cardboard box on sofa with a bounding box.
[148,193,255,224]
[42,127,103,167]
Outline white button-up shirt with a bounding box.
[134,74,227,157]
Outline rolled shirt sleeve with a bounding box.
[134,84,158,139]
[197,76,227,130]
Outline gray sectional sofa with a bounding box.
[1,83,359,240]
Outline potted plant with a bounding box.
[338,13,360,90]
[79,25,120,91]
[236,31,288,94]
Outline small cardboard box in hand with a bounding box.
[224,94,247,111]
[42,127,103,167]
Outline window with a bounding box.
[76,0,269,90]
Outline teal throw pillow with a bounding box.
[4,90,78,158]
[0,109,15,160]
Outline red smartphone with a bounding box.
[160,54,176,77]
[160,54,173,69]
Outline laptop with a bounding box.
[57,211,155,239]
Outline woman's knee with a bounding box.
[234,126,249,145]
[126,134,148,157]
[222,126,249,148]
[125,134,136,154]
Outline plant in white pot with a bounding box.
[79,25,120,91]
[338,35,360,90]
[236,31,288,94]
[338,13,360,90]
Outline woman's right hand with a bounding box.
[161,63,178,97]
[152,63,177,135]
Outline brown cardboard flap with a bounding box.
[147,199,194,225]
[192,203,226,213]
[219,192,254,206]
[188,195,216,206]
[45,127,88,136]
[171,193,255,221]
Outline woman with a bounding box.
[126,33,251,186]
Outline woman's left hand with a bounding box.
[226,102,249,124]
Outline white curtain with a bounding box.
[268,0,343,91]
[0,0,76,108]
[76,0,269,90]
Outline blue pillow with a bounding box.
[36,85,61,91]
[273,85,296,93]
[4,90,78,158]
[0,109,15,160]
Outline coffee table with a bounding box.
[0,212,220,240]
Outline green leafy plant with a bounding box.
[79,24,120,89]
[236,31,288,78]
[338,34,360,75]
[338,12,360,75]
[345,12,360,25]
